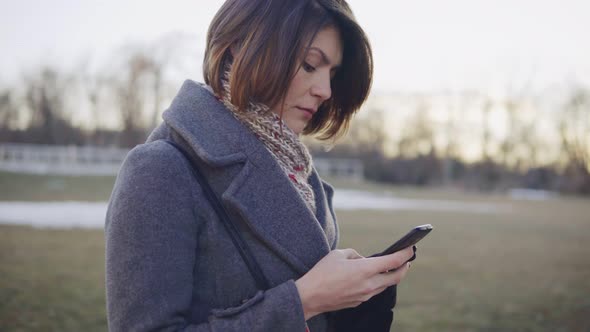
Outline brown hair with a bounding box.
[203,0,373,140]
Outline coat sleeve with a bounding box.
[105,142,307,332]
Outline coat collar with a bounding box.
[161,80,337,275]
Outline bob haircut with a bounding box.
[203,0,373,140]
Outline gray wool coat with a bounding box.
[105,80,339,331]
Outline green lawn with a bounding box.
[0,171,116,202]
[1,173,589,331]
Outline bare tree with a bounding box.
[397,98,435,158]
[558,88,590,193]
[481,96,493,161]
[79,69,115,145]
[498,97,519,169]
[518,111,540,169]
[0,89,22,142]
[442,91,473,184]
[0,90,18,130]
[316,106,390,158]
[107,34,189,147]
[354,107,388,155]
[22,66,79,144]
[112,52,153,147]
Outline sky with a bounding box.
[1,0,589,95]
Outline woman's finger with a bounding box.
[363,246,414,274]
[372,261,411,288]
[340,248,364,259]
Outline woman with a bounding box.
[105,0,415,331]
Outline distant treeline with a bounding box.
[309,81,590,196]
[310,145,590,196]
[0,39,589,195]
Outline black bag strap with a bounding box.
[162,138,271,290]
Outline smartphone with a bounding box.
[375,224,433,257]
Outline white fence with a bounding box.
[314,158,364,182]
[0,143,364,179]
[0,143,129,175]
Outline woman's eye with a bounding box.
[303,62,316,73]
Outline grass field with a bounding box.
[0,171,116,202]
[1,171,589,331]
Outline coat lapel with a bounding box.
[161,80,336,275]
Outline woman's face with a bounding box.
[271,26,343,135]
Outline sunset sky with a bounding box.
[2,0,589,95]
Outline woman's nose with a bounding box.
[310,72,332,101]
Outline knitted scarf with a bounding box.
[213,71,317,215]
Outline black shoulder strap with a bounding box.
[162,138,271,290]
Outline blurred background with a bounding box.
[1,0,589,331]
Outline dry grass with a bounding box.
[0,171,115,202]
[0,226,106,332]
[0,175,589,331]
[337,197,590,332]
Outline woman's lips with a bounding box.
[296,106,315,118]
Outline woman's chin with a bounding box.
[282,121,306,136]
[292,123,307,136]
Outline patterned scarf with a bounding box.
[212,71,317,215]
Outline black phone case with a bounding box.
[374,225,432,257]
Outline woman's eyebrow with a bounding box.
[307,47,341,69]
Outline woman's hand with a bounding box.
[295,247,414,320]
